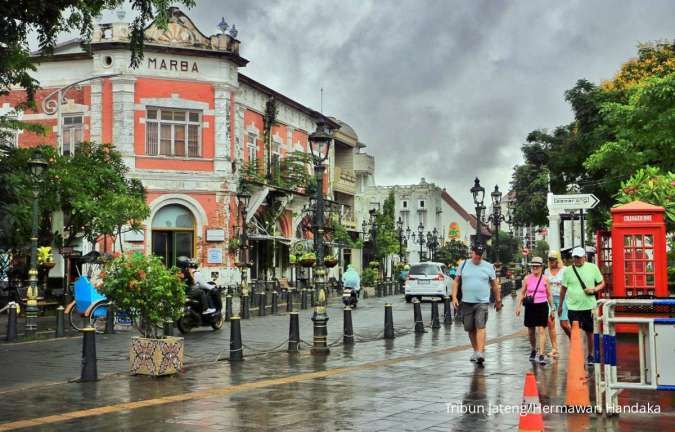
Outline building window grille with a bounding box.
[145,108,201,157]
[62,114,83,156]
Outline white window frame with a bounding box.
[62,114,84,156]
[418,199,425,209]
[145,107,202,157]
[402,200,408,209]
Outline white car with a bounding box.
[404,262,452,302]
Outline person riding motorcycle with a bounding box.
[178,257,216,315]
[343,265,361,298]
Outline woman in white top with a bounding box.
[545,250,569,358]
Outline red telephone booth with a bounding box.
[610,201,668,298]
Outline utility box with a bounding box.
[610,201,668,298]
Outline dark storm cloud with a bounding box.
[105,0,675,209]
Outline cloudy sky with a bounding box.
[100,1,674,210]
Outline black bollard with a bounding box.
[105,304,115,334]
[288,312,300,352]
[431,298,441,329]
[271,291,279,315]
[225,294,233,321]
[229,316,243,361]
[387,280,393,296]
[413,299,425,334]
[163,320,174,337]
[443,296,453,325]
[55,305,65,338]
[80,327,98,382]
[6,302,18,342]
[384,304,395,339]
[300,290,308,310]
[343,307,354,345]
[241,295,250,319]
[376,282,382,298]
[286,290,294,312]
[258,292,267,316]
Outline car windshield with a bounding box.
[409,264,440,276]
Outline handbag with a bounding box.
[524,274,543,305]
[456,261,467,302]
[571,264,600,299]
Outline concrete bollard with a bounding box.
[288,312,300,352]
[258,292,266,316]
[229,316,243,361]
[286,290,294,312]
[271,291,279,315]
[343,307,354,345]
[80,327,98,382]
[105,304,115,334]
[443,296,452,325]
[55,305,65,338]
[413,299,425,334]
[241,295,250,319]
[225,294,233,322]
[163,320,174,337]
[6,302,18,342]
[384,304,395,339]
[431,298,441,329]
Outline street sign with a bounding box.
[549,193,599,211]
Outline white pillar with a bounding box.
[111,76,136,169]
[548,212,561,252]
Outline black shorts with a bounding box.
[524,302,548,328]
[567,309,594,333]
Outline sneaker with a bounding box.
[202,308,216,315]
[538,354,547,365]
[476,352,485,365]
[470,352,478,362]
[587,355,594,365]
[529,350,537,361]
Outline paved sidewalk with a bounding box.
[0,295,672,431]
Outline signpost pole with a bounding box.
[580,209,585,250]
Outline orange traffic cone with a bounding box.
[565,321,591,407]
[519,371,544,432]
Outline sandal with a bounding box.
[549,349,560,358]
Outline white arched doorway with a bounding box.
[151,204,196,267]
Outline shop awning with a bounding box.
[248,234,291,245]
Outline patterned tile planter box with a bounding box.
[129,336,184,376]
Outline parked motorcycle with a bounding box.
[176,284,226,334]
[342,287,358,308]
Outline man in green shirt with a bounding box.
[559,247,605,365]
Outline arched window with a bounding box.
[151,205,195,267]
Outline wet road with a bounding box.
[0,294,672,431]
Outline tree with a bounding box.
[614,167,675,232]
[490,231,520,265]
[434,239,469,266]
[0,0,195,136]
[0,143,150,251]
[532,240,549,261]
[373,191,399,260]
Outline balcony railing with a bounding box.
[334,166,357,195]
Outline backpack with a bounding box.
[456,260,468,302]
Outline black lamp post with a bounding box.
[426,228,439,261]
[470,177,486,250]
[26,150,48,336]
[410,222,426,262]
[307,120,333,355]
[396,217,411,263]
[486,185,512,263]
[236,190,252,291]
[361,208,379,266]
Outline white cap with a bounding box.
[572,247,585,257]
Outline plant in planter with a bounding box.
[299,252,316,267]
[37,246,55,269]
[227,237,241,253]
[289,254,297,265]
[99,253,186,376]
[361,267,378,288]
[324,255,338,268]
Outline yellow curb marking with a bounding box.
[0,329,527,431]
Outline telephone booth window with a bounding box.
[623,234,655,297]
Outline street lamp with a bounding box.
[486,185,512,263]
[307,120,333,355]
[410,222,426,262]
[395,217,410,263]
[236,190,252,291]
[470,177,485,250]
[26,150,48,336]
[426,227,439,261]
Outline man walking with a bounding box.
[559,247,605,365]
[451,244,502,365]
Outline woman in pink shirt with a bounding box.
[515,256,555,365]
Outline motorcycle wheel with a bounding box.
[211,313,225,330]
[176,317,192,334]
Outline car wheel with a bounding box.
[405,295,412,303]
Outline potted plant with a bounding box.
[99,253,186,376]
[289,254,297,265]
[299,252,316,267]
[37,246,55,270]
[324,255,338,268]
[227,237,241,253]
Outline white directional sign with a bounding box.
[549,193,599,211]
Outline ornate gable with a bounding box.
[144,7,211,47]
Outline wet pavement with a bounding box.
[0,294,672,431]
